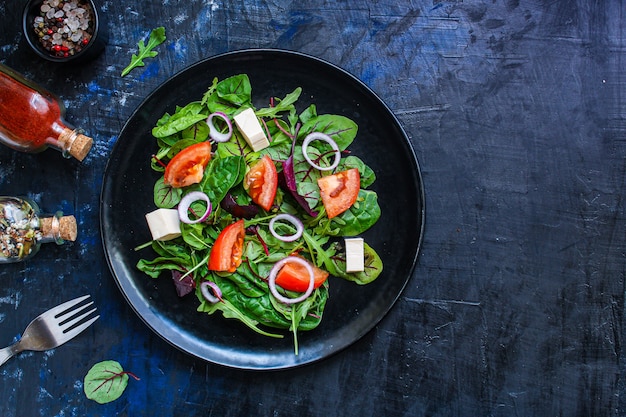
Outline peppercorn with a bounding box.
[33,0,95,58]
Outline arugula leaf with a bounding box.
[121,26,167,77]
[256,87,302,118]
[84,361,139,404]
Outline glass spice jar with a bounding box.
[0,63,93,161]
[0,196,77,263]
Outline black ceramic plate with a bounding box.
[101,49,424,370]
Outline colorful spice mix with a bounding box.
[32,0,95,58]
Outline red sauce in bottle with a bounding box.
[0,64,92,161]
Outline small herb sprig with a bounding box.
[84,360,140,404]
[121,26,167,77]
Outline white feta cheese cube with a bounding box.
[345,237,365,272]
[145,208,181,241]
[233,108,270,152]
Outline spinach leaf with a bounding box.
[152,102,208,138]
[299,114,358,150]
[298,104,317,125]
[205,74,252,114]
[338,156,377,189]
[84,360,139,404]
[200,155,246,206]
[320,190,381,236]
[216,130,257,161]
[328,241,383,285]
[154,177,182,208]
[137,255,185,278]
[181,121,210,142]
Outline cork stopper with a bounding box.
[58,215,78,241]
[58,128,93,161]
[69,133,93,161]
[40,215,78,242]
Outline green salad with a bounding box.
[136,74,383,353]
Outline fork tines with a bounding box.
[53,295,100,334]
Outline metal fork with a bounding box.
[0,295,99,367]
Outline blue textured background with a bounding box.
[0,0,624,416]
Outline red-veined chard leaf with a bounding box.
[84,360,139,404]
[299,114,358,150]
[154,176,182,208]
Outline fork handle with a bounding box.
[0,343,21,367]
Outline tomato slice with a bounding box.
[164,142,212,188]
[275,257,329,292]
[317,168,360,218]
[244,154,278,211]
[208,220,245,272]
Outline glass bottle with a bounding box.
[0,64,93,161]
[0,197,77,263]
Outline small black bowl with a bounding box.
[22,0,107,63]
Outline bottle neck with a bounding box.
[39,213,77,245]
[46,122,93,162]
[38,213,64,245]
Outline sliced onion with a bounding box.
[268,256,315,304]
[178,191,212,224]
[200,281,222,303]
[207,112,233,143]
[269,213,303,242]
[302,132,341,171]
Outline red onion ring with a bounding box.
[200,281,222,303]
[269,213,303,242]
[207,112,233,143]
[302,132,340,171]
[178,191,212,224]
[268,256,315,304]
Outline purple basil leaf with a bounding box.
[220,193,259,219]
[172,270,195,297]
[278,171,319,217]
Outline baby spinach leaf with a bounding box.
[154,177,182,208]
[181,121,210,142]
[201,155,246,206]
[84,360,139,404]
[328,241,383,285]
[338,156,377,189]
[299,104,317,125]
[218,74,252,104]
[321,190,381,236]
[299,114,358,150]
[152,102,207,138]
[137,256,185,278]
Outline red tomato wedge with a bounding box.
[244,154,278,211]
[164,142,212,188]
[317,168,360,219]
[275,256,329,293]
[208,220,245,272]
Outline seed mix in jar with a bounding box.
[32,0,95,58]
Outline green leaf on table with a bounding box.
[84,360,139,404]
[121,26,167,77]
